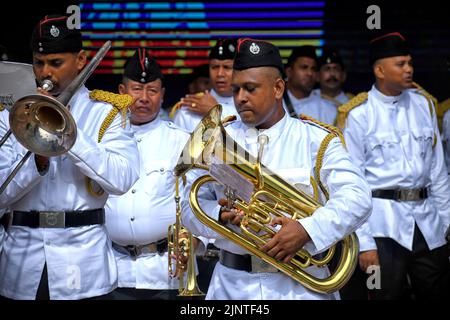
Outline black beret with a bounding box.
[318,47,345,69]
[123,48,164,84]
[287,45,317,67]
[30,15,82,54]
[209,39,237,60]
[369,32,410,65]
[233,38,284,74]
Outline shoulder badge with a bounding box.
[336,92,368,129]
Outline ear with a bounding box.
[76,50,87,72]
[274,77,285,100]
[118,83,126,94]
[373,62,385,80]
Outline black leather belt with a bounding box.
[11,209,105,228]
[372,188,428,201]
[112,238,168,258]
[219,249,278,273]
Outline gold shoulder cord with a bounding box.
[85,90,133,196]
[336,92,368,130]
[437,98,450,133]
[300,114,345,201]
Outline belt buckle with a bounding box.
[399,189,418,201]
[39,211,65,228]
[250,256,278,273]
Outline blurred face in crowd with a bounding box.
[209,59,234,97]
[286,57,317,94]
[33,50,86,96]
[319,63,346,94]
[119,78,165,125]
[189,76,211,94]
[232,66,285,129]
[374,55,414,94]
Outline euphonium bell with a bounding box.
[174,104,359,294]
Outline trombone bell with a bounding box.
[9,94,76,157]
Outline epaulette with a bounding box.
[336,92,368,129]
[221,115,237,127]
[168,92,204,119]
[89,89,133,142]
[300,114,345,145]
[437,98,450,132]
[0,104,4,112]
[86,89,133,198]
[411,82,438,107]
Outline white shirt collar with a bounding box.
[371,84,407,107]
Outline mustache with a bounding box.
[326,77,339,82]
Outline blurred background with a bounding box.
[1,0,449,109]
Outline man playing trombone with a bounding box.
[0,14,139,300]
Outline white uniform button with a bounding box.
[130,217,135,222]
[131,189,136,194]
[159,168,164,173]
[137,138,142,143]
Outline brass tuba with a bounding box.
[174,105,359,294]
[0,41,111,194]
[167,176,204,297]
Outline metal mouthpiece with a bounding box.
[41,79,54,91]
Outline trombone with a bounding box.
[167,176,204,297]
[0,41,111,194]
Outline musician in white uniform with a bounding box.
[180,38,372,300]
[173,39,239,132]
[0,15,139,300]
[340,32,450,299]
[105,48,206,300]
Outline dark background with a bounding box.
[1,0,449,109]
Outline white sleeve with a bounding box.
[299,137,373,253]
[67,111,140,196]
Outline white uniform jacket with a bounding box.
[181,112,372,300]
[106,119,205,289]
[0,86,140,299]
[343,85,450,252]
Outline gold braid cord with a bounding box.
[413,90,439,148]
[168,92,204,119]
[85,89,134,197]
[0,104,4,112]
[336,92,368,130]
[300,114,344,201]
[412,82,438,107]
[437,98,450,132]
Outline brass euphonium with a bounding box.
[174,105,359,294]
[0,41,111,194]
[167,177,204,297]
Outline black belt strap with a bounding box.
[12,208,105,228]
[220,250,252,272]
[371,188,428,201]
[283,90,298,118]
